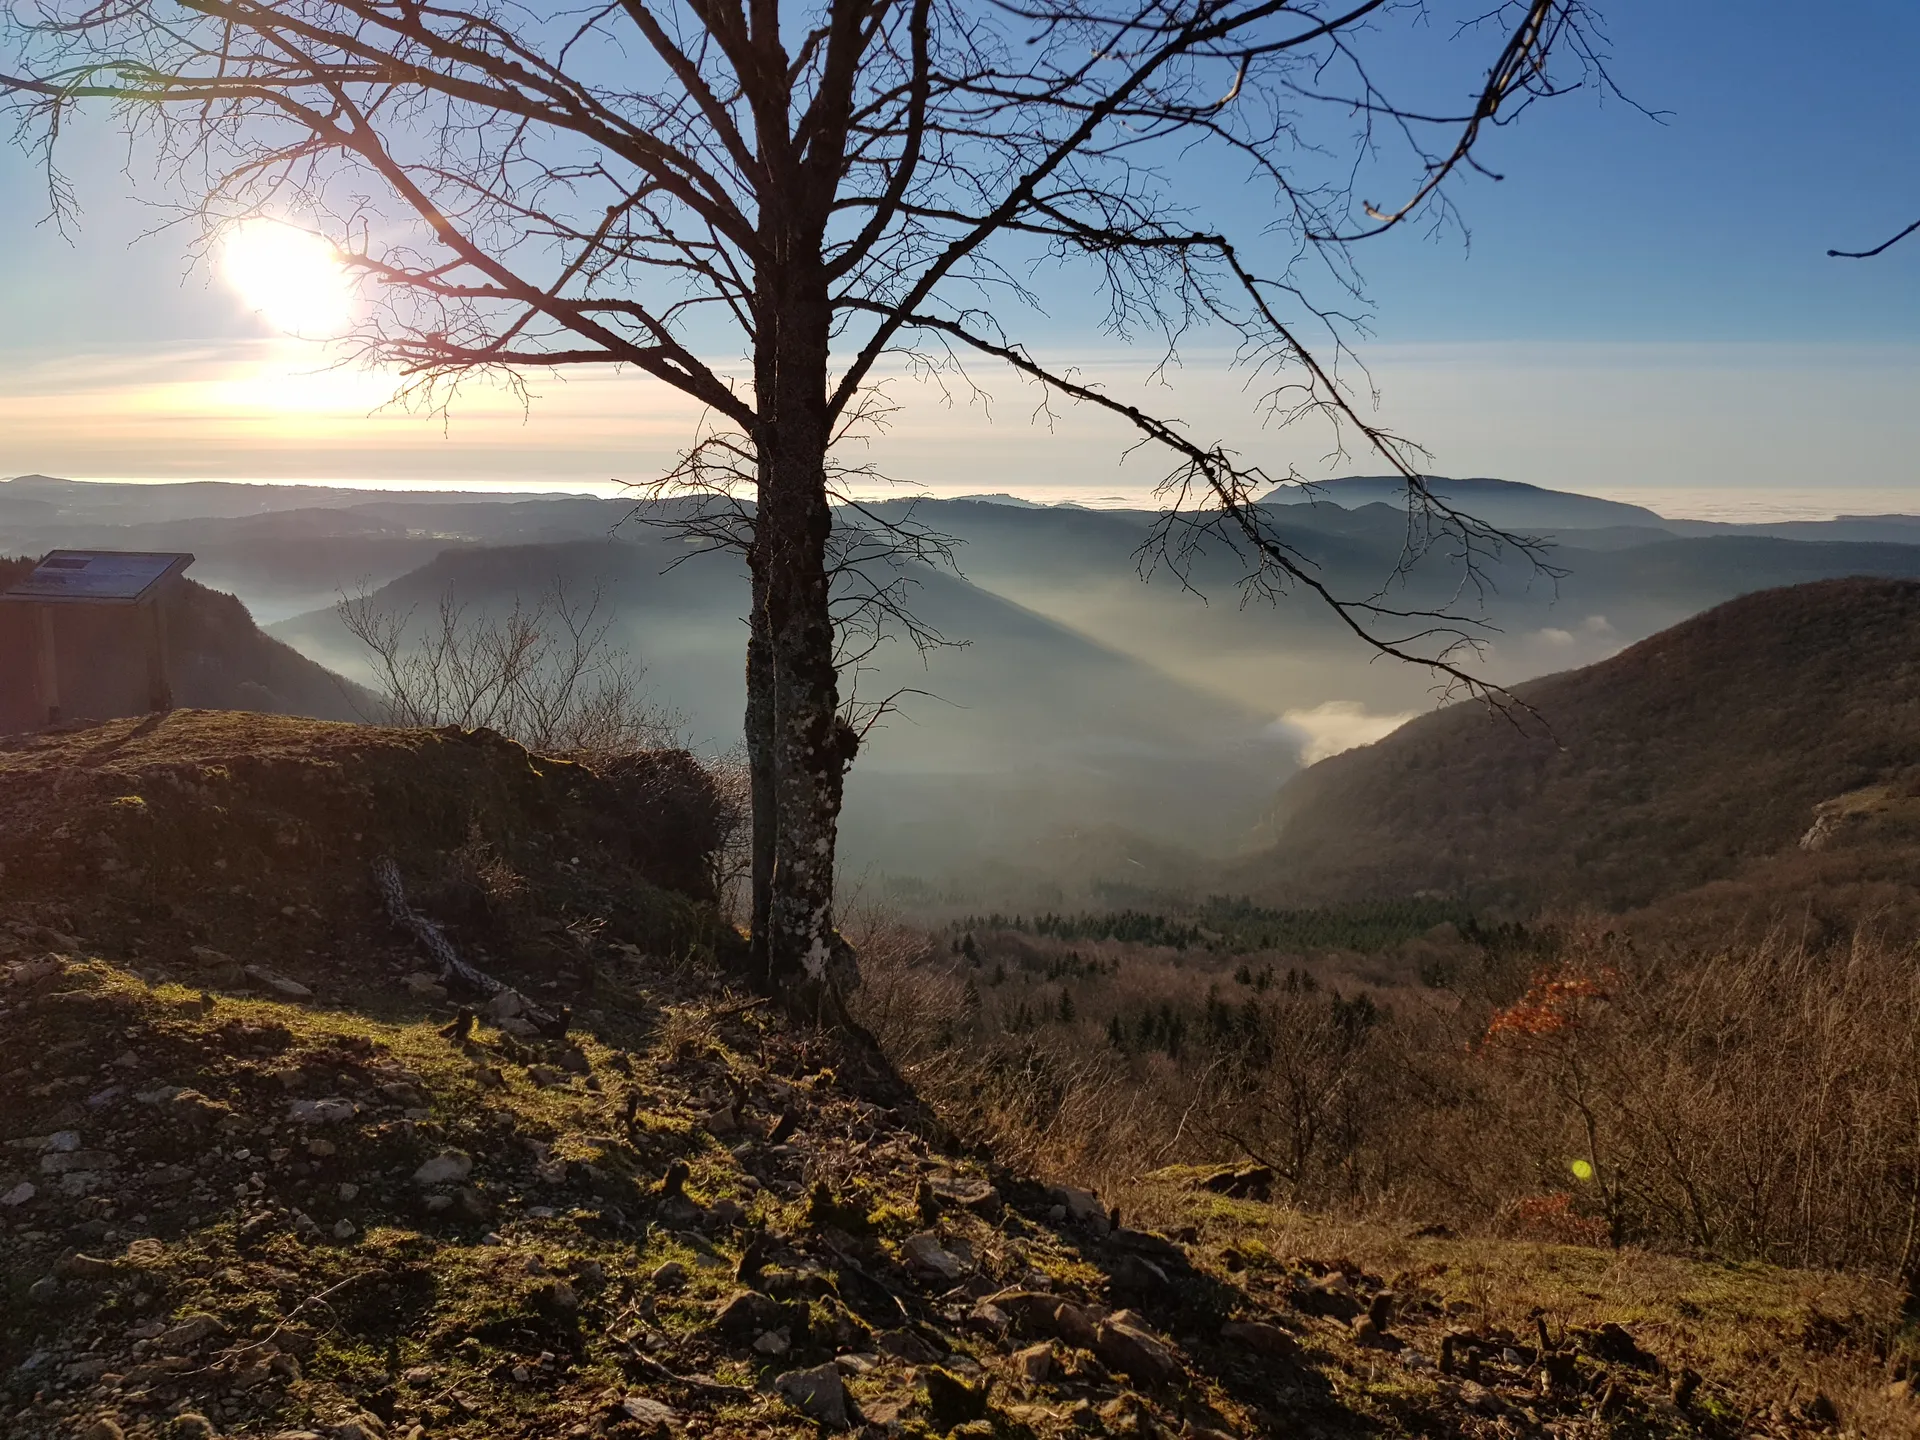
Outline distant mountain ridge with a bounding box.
[20,473,1920,892]
[1258,474,1671,532]
[1242,577,1920,912]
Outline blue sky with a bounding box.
[1356,0,1920,345]
[0,0,1916,510]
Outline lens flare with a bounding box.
[220,219,353,336]
[1570,1158,1595,1182]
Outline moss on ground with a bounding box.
[0,713,1910,1438]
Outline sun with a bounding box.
[220,219,353,336]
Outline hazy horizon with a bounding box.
[9,466,1919,526]
[6,2,1919,515]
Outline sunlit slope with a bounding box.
[1242,577,1920,910]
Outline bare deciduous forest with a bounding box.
[858,908,1920,1281]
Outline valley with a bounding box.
[15,472,1920,896]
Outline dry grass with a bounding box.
[855,906,1920,1290]
[1144,1184,1919,1437]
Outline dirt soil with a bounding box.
[0,712,1907,1439]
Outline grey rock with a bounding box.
[902,1232,965,1280]
[483,990,523,1020]
[287,1097,356,1126]
[1050,1301,1100,1350]
[244,966,313,1000]
[927,1175,1001,1215]
[876,1327,941,1363]
[1054,1186,1102,1223]
[650,1261,689,1289]
[616,1395,678,1432]
[712,1289,791,1339]
[1107,1228,1185,1267]
[775,1362,850,1428]
[967,1300,1011,1336]
[925,1366,991,1428]
[1014,1342,1053,1382]
[56,1251,116,1280]
[412,1151,473,1185]
[1094,1315,1181,1383]
[1106,1253,1170,1294]
[1298,1273,1363,1321]
[156,1314,226,1352]
[1220,1319,1299,1357]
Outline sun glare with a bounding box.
[220,219,353,336]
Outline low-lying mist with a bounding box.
[16,476,1920,910]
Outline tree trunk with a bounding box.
[748,255,857,995]
[744,571,776,983]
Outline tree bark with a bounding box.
[744,571,776,984]
[749,247,857,994]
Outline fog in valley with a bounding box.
[13,471,1920,908]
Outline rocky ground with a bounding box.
[0,712,1909,1439]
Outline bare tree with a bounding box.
[337,580,678,754]
[3,0,1606,997]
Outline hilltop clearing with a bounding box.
[0,712,1900,1438]
[1243,577,1920,915]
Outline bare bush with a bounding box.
[1470,924,1920,1278]
[337,581,678,756]
[848,912,1201,1191]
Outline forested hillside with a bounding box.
[1246,578,1920,911]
